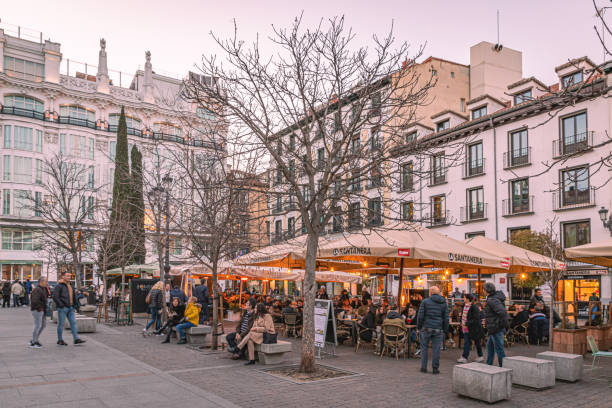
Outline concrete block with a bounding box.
[186,325,211,345]
[452,363,512,403]
[257,352,286,365]
[504,356,555,389]
[80,305,97,317]
[64,317,96,333]
[255,341,292,354]
[536,351,583,382]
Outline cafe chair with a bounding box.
[355,323,377,353]
[283,313,299,338]
[587,335,612,371]
[380,324,407,360]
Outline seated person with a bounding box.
[270,301,283,323]
[356,305,377,343]
[510,304,529,332]
[282,301,297,316]
[528,305,548,345]
[339,289,350,303]
[228,298,256,359]
[156,297,185,344]
[379,307,406,354]
[350,297,361,310]
[507,304,517,317]
[236,303,276,365]
[176,297,201,345]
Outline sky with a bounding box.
[0,0,607,85]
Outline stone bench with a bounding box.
[254,341,292,365]
[186,326,212,345]
[504,356,555,389]
[452,363,512,403]
[61,316,96,333]
[80,305,97,317]
[536,351,583,382]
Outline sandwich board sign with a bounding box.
[314,299,337,355]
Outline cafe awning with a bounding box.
[564,238,612,267]
[105,263,159,277]
[465,235,565,273]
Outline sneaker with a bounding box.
[28,341,35,348]
[74,339,86,345]
[32,343,42,349]
[244,360,255,366]
[35,341,42,347]
[475,356,484,363]
[456,357,468,364]
[433,368,440,375]
[177,339,187,345]
[419,368,427,373]
[161,339,170,344]
[57,340,68,346]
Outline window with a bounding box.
[1,229,34,251]
[467,187,485,220]
[513,89,532,105]
[431,195,446,224]
[170,237,183,255]
[562,71,583,88]
[274,168,282,185]
[334,111,342,131]
[401,201,414,221]
[510,179,530,213]
[13,126,33,151]
[60,105,95,123]
[109,141,116,161]
[35,130,43,152]
[370,126,381,151]
[109,114,142,131]
[351,135,361,155]
[196,107,215,120]
[88,196,94,220]
[14,190,30,216]
[367,198,382,226]
[450,71,455,79]
[431,69,437,76]
[88,166,95,189]
[275,195,282,212]
[350,171,361,192]
[34,192,41,217]
[436,120,450,132]
[508,226,531,242]
[561,112,588,154]
[2,190,10,215]
[405,131,417,144]
[460,98,466,113]
[3,56,44,81]
[35,159,43,184]
[349,202,361,229]
[302,186,310,203]
[561,166,590,207]
[3,125,11,148]
[316,148,325,169]
[465,231,485,239]
[467,142,483,176]
[369,165,382,188]
[289,134,296,152]
[4,95,44,113]
[509,129,529,166]
[89,138,95,159]
[471,106,487,120]
[3,156,10,181]
[287,217,295,238]
[370,92,381,115]
[13,156,32,183]
[401,162,413,191]
[562,220,590,248]
[274,220,282,241]
[63,134,88,158]
[153,122,181,136]
[431,153,445,184]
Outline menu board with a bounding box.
[314,299,337,348]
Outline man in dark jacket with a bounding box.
[170,285,187,304]
[193,280,209,324]
[484,282,507,367]
[417,286,448,374]
[2,282,11,308]
[228,298,256,359]
[30,277,49,348]
[52,272,85,346]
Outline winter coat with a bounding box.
[52,282,74,309]
[193,285,209,306]
[235,310,255,336]
[485,291,509,335]
[2,283,11,296]
[30,286,49,312]
[184,303,201,326]
[246,313,275,344]
[383,311,407,331]
[417,294,449,333]
[148,289,163,309]
[11,283,24,296]
[466,303,484,341]
[168,303,185,325]
[170,288,187,303]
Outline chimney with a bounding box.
[143,50,154,104]
[96,38,110,94]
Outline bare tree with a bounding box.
[183,16,439,372]
[31,153,101,289]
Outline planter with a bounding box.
[587,325,610,351]
[227,310,241,321]
[552,328,587,355]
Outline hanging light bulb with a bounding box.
[362,262,368,268]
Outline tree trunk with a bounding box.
[212,259,219,350]
[549,281,555,350]
[299,232,318,373]
[72,254,82,290]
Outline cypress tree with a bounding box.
[108,106,131,268]
[130,146,146,264]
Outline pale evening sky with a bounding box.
[0,0,606,86]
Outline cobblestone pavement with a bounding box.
[0,308,238,408]
[86,315,612,408]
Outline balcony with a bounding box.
[272,203,283,214]
[425,210,450,228]
[502,196,534,216]
[152,132,185,144]
[284,201,298,211]
[552,131,594,158]
[58,116,97,129]
[553,187,595,211]
[108,124,143,137]
[503,147,531,169]
[0,105,45,120]
[428,170,447,186]
[462,158,485,178]
[460,203,488,223]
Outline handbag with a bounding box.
[263,332,278,344]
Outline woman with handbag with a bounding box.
[144,281,164,334]
[156,297,185,343]
[237,303,276,365]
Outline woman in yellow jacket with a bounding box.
[176,297,201,344]
[237,303,275,365]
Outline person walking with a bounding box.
[11,280,24,307]
[52,272,86,346]
[2,282,11,308]
[483,282,508,367]
[456,294,484,363]
[30,277,50,348]
[144,281,164,334]
[416,286,448,374]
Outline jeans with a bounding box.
[24,293,29,305]
[32,310,46,343]
[13,294,20,307]
[57,307,79,342]
[176,322,195,339]
[486,330,506,367]
[419,328,444,370]
[462,332,483,359]
[2,296,10,307]
[199,304,209,324]
[145,307,161,331]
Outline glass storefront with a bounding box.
[0,263,42,281]
[556,274,602,321]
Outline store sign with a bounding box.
[398,248,410,257]
[563,269,608,278]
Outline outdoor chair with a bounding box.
[283,313,299,338]
[380,324,407,360]
[354,323,377,353]
[512,322,529,345]
[587,335,612,370]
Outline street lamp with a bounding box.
[598,206,612,236]
[151,174,173,284]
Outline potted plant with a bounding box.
[226,297,242,321]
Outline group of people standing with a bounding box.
[1,280,31,308]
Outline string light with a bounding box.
[362,262,368,268]
[520,273,526,280]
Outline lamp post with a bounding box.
[599,206,612,236]
[151,174,173,284]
